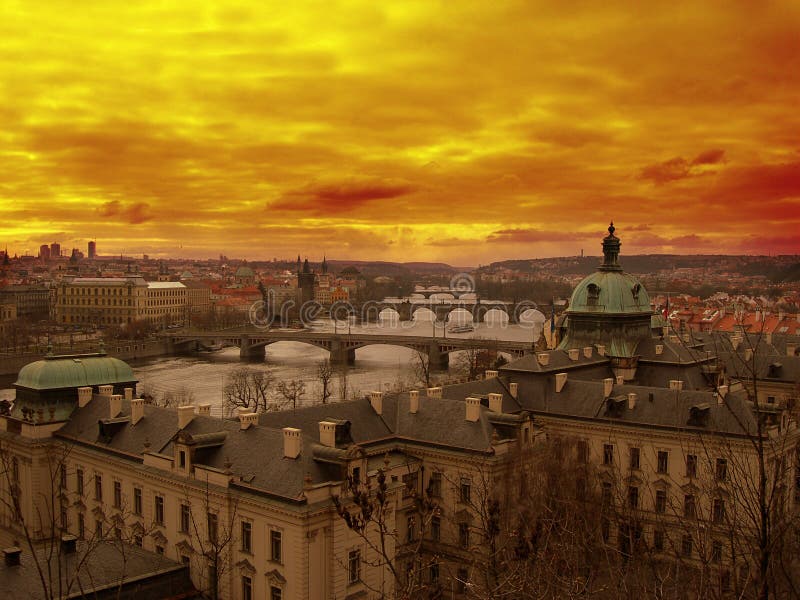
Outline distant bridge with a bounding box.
[161,327,534,368]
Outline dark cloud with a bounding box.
[486,229,589,244]
[98,200,153,224]
[641,149,727,184]
[691,148,726,165]
[272,178,418,213]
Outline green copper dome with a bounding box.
[15,354,136,391]
[568,271,651,314]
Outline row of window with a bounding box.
[70,468,284,560]
[603,482,727,522]
[403,470,472,502]
[609,521,730,565]
[406,514,471,548]
[241,575,282,600]
[602,444,728,481]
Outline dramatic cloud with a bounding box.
[1,2,799,262]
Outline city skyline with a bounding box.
[2,2,799,263]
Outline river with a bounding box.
[1,319,546,417]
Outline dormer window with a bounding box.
[631,283,641,301]
[587,283,600,306]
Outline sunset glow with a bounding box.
[2,1,799,263]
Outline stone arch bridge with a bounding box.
[162,329,533,369]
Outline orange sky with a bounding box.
[1,1,799,265]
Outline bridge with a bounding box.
[377,298,518,323]
[161,328,535,369]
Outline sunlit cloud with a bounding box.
[1,1,799,263]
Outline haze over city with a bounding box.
[2,1,799,263]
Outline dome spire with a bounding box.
[599,221,622,272]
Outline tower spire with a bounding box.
[599,221,622,271]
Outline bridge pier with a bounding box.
[239,335,266,361]
[428,343,449,371]
[330,346,356,366]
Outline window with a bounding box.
[155,544,164,555]
[60,506,68,530]
[628,486,639,509]
[716,458,728,482]
[270,587,282,600]
[241,575,252,600]
[348,549,361,584]
[657,451,669,474]
[402,472,417,498]
[113,481,122,508]
[179,450,186,469]
[681,534,693,557]
[351,467,360,486]
[76,469,84,496]
[406,515,416,542]
[95,520,103,538]
[134,534,143,547]
[431,515,441,542]
[180,504,190,533]
[577,440,589,463]
[603,444,614,465]
[601,517,610,542]
[655,490,667,514]
[713,498,726,524]
[629,447,640,470]
[460,479,471,504]
[155,495,164,526]
[601,482,612,508]
[429,561,440,583]
[270,530,282,562]
[457,567,469,594]
[686,454,697,478]
[203,512,217,544]
[94,474,103,501]
[653,529,665,552]
[77,513,85,539]
[428,472,442,497]
[684,494,696,518]
[60,465,67,490]
[134,487,142,516]
[241,521,252,553]
[459,522,470,548]
[712,540,723,563]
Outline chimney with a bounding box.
[627,392,637,410]
[555,372,568,393]
[568,348,580,361]
[427,387,442,400]
[197,403,211,416]
[319,421,336,447]
[370,391,383,415]
[484,370,498,379]
[131,399,144,425]
[731,335,742,350]
[669,335,680,344]
[465,397,481,422]
[765,332,773,344]
[744,348,753,362]
[509,382,518,399]
[61,535,77,555]
[124,387,133,401]
[239,412,258,430]
[582,347,592,359]
[682,333,691,343]
[787,344,797,357]
[283,427,301,459]
[77,386,93,408]
[3,547,21,567]
[669,380,684,391]
[98,385,113,397]
[409,390,419,414]
[655,344,664,356]
[716,392,723,405]
[616,375,624,385]
[603,378,614,398]
[488,393,503,413]
[109,394,122,419]
[537,353,550,367]
[718,384,729,398]
[596,344,606,357]
[662,326,670,336]
[177,405,194,429]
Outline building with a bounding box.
[183,280,212,319]
[0,284,51,319]
[55,277,188,327]
[0,302,17,338]
[38,245,50,261]
[49,242,61,258]
[88,240,97,259]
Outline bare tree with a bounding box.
[410,350,433,388]
[223,367,274,415]
[157,385,196,409]
[317,359,334,404]
[275,379,306,411]
[337,365,350,402]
